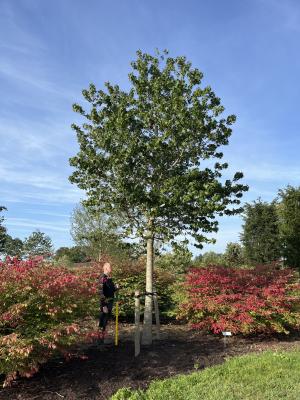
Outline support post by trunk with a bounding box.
[134,290,141,357]
[153,290,160,340]
[142,222,154,345]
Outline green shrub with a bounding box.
[112,260,177,320]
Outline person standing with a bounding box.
[99,262,118,340]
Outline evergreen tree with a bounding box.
[224,242,244,266]
[240,199,281,264]
[278,186,300,269]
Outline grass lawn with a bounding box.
[111,350,300,400]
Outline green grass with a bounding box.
[111,350,300,400]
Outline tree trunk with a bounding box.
[142,219,154,345]
[97,240,102,262]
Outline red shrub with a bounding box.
[180,265,300,335]
[0,257,101,386]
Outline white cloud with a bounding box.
[0,165,66,190]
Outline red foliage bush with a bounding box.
[0,256,176,385]
[180,264,300,335]
[0,257,101,386]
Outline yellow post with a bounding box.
[115,300,119,346]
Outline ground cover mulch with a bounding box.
[1,324,300,400]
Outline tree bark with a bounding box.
[142,219,154,345]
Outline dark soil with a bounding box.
[1,324,300,400]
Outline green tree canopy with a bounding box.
[55,246,88,264]
[70,202,135,261]
[1,235,23,258]
[69,50,248,343]
[240,199,281,264]
[155,243,193,274]
[200,251,224,266]
[23,230,54,259]
[278,186,300,269]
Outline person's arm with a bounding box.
[112,279,119,292]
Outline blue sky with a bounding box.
[0,0,299,254]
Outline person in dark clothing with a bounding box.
[99,262,118,337]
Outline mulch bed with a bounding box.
[1,324,300,400]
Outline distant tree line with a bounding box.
[0,208,54,259]
[1,185,300,271]
[37,185,300,273]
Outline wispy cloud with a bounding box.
[0,165,66,190]
[26,210,70,218]
[0,1,44,52]
[6,217,70,233]
[0,2,80,111]
[1,187,83,206]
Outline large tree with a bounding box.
[278,186,300,269]
[240,199,281,264]
[69,50,247,344]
